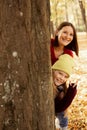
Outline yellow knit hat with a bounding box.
[52,54,74,76]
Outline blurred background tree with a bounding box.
[50,0,87,33]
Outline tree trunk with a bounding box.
[78,0,87,32]
[0,0,54,130]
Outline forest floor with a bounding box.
[68,32,87,130]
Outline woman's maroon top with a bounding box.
[51,39,73,65]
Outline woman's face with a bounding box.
[53,70,69,86]
[58,26,74,46]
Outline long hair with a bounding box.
[54,21,79,56]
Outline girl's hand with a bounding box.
[69,81,78,88]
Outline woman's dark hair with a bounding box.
[54,21,79,56]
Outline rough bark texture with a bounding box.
[0,0,54,130]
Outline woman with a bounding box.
[51,21,79,65]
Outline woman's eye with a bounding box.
[63,31,67,34]
[70,33,73,36]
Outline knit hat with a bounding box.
[52,54,74,76]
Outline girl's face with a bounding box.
[58,26,74,46]
[53,70,69,86]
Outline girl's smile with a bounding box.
[53,70,69,86]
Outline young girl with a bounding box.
[52,54,77,130]
[51,21,79,65]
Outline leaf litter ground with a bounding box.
[68,33,87,130]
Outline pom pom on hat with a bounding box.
[52,54,74,76]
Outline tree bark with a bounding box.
[0,0,54,130]
[78,0,87,32]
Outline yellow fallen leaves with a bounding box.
[68,50,87,130]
